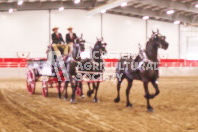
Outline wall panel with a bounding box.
[0,11,49,58]
[147,20,179,59]
[103,14,146,55]
[180,25,198,60]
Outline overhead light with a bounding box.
[142,16,149,20]
[59,7,64,11]
[101,10,106,14]
[121,2,127,7]
[167,10,175,15]
[195,4,198,8]
[74,0,80,4]
[173,20,180,24]
[18,0,23,6]
[87,0,129,15]
[9,9,14,13]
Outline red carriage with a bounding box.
[26,58,66,97]
[26,58,104,98]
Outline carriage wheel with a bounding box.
[26,69,36,94]
[42,82,48,97]
[76,87,81,96]
[42,88,48,97]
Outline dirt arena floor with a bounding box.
[0,77,198,132]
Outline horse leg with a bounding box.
[87,82,92,97]
[70,77,77,103]
[149,80,160,99]
[58,81,62,99]
[126,79,133,107]
[143,80,154,112]
[64,81,69,100]
[92,83,95,94]
[94,82,100,102]
[114,77,124,103]
[79,82,84,99]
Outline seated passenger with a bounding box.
[51,27,68,59]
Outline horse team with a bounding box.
[50,30,169,112]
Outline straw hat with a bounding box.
[67,26,73,30]
[52,26,59,31]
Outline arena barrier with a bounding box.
[0,58,198,78]
[1,58,198,68]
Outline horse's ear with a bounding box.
[157,29,159,34]
[81,33,83,38]
[102,37,104,40]
[96,37,99,41]
[152,30,155,34]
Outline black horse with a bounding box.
[76,38,107,102]
[56,37,85,100]
[114,30,169,112]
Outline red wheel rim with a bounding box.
[26,70,35,94]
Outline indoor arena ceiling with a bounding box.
[0,0,198,26]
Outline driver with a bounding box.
[66,26,77,54]
[51,27,68,59]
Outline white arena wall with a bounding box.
[0,10,49,58]
[0,9,198,78]
[0,9,198,59]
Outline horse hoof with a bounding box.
[91,90,94,94]
[87,91,92,97]
[81,95,85,99]
[64,97,68,100]
[93,99,99,103]
[70,99,77,104]
[58,96,62,99]
[147,108,154,113]
[155,80,159,84]
[114,98,120,103]
[126,103,133,107]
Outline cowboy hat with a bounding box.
[67,26,73,30]
[52,26,59,31]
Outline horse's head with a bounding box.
[94,37,107,55]
[74,35,85,52]
[151,29,169,50]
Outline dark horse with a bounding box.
[77,38,107,102]
[56,37,85,100]
[114,30,169,112]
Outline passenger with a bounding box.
[51,27,68,59]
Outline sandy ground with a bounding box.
[0,77,198,132]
